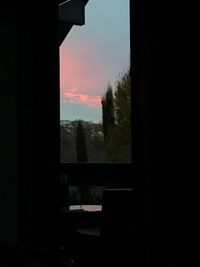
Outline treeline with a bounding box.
[60,120,105,163]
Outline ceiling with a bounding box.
[59,0,89,5]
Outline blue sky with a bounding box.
[60,0,130,122]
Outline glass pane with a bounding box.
[60,0,131,163]
[68,185,105,206]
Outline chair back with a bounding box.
[101,188,134,240]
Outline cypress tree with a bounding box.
[101,85,115,161]
[101,85,115,142]
[76,120,88,163]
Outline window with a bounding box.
[59,0,134,207]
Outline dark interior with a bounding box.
[0,1,196,266]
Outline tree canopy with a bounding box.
[101,68,131,162]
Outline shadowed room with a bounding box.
[0,0,195,266]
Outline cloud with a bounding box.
[60,44,105,108]
[63,88,101,108]
[59,37,127,110]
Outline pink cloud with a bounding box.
[63,88,101,108]
[59,41,118,109]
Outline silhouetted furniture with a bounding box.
[60,205,101,264]
[101,188,134,266]
[69,205,102,212]
[75,188,134,267]
[101,188,133,237]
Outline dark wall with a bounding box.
[19,3,60,248]
[133,1,197,266]
[0,14,19,243]
[0,3,60,248]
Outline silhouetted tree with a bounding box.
[60,120,105,163]
[101,68,131,162]
[76,120,88,162]
[113,68,131,161]
[101,84,115,140]
[101,85,116,161]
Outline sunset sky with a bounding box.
[60,0,130,122]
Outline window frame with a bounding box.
[59,0,141,188]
